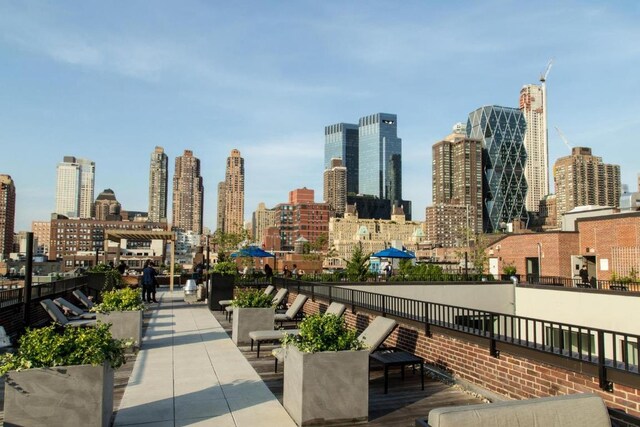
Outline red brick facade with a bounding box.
[287,291,640,418]
[486,232,579,278]
[578,212,640,281]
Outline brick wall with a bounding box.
[579,213,640,280]
[487,232,579,278]
[286,291,640,418]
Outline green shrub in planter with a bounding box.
[231,287,274,308]
[211,261,238,276]
[92,287,144,313]
[0,324,127,374]
[282,313,363,353]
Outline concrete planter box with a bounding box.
[96,310,143,348]
[283,346,369,426]
[4,362,114,427]
[232,307,275,345]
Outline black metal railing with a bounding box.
[277,278,639,390]
[0,276,89,310]
[525,275,640,293]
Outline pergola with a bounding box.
[104,230,177,291]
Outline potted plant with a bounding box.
[86,263,125,293]
[208,261,238,311]
[281,314,368,426]
[93,287,145,348]
[1,323,127,426]
[231,287,275,345]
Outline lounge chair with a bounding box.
[249,302,347,357]
[274,294,308,327]
[219,285,274,312]
[273,314,397,372]
[40,299,96,327]
[72,289,94,310]
[54,297,96,319]
[225,287,287,321]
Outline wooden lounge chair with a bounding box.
[274,294,308,327]
[250,301,346,357]
[72,289,94,310]
[54,297,96,319]
[225,287,287,321]
[219,285,274,312]
[273,314,397,372]
[40,299,96,327]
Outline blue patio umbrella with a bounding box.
[372,247,415,259]
[231,246,275,258]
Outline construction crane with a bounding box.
[555,126,572,151]
[540,58,553,83]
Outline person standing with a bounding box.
[264,264,273,280]
[579,265,589,286]
[283,265,292,278]
[142,260,158,303]
[117,260,127,275]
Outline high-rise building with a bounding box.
[467,106,528,232]
[94,189,122,221]
[323,158,347,217]
[553,147,621,225]
[148,146,168,223]
[324,123,359,195]
[216,181,225,232]
[0,175,16,260]
[172,150,204,234]
[251,202,277,246]
[31,220,50,257]
[358,113,402,202]
[520,84,549,213]
[55,156,95,218]
[430,125,484,241]
[222,149,245,234]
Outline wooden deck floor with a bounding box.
[212,310,484,427]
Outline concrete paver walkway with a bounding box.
[114,290,296,427]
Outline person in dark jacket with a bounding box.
[264,264,273,280]
[142,260,158,303]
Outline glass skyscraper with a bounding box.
[357,113,402,202]
[324,123,359,195]
[467,106,528,232]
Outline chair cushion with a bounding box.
[427,393,611,427]
[358,317,397,353]
[249,329,300,341]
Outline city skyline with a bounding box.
[1,2,639,231]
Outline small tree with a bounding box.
[211,229,249,262]
[344,242,371,282]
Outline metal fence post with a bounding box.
[489,313,499,357]
[424,301,431,337]
[597,330,613,392]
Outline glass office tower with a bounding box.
[467,106,528,232]
[357,113,402,202]
[324,123,359,195]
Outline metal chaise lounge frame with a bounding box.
[54,297,96,319]
[249,302,347,357]
[274,294,308,327]
[273,313,397,373]
[40,299,97,327]
[219,284,274,312]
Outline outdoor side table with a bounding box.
[369,349,424,394]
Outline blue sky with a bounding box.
[1,1,639,232]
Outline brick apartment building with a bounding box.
[263,188,330,252]
[486,210,640,281]
[50,215,168,270]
